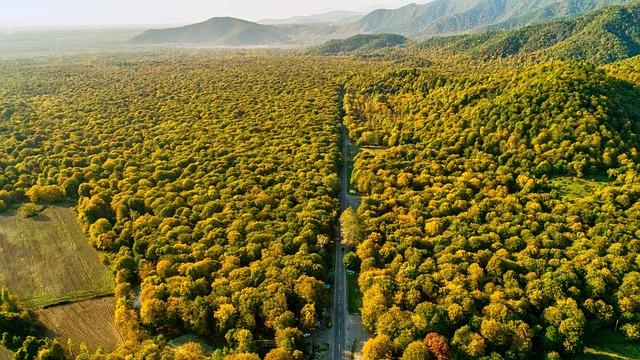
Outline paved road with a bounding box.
[333,126,360,360]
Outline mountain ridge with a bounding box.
[130,0,637,46]
[258,10,365,25]
[413,2,640,64]
[348,0,636,36]
[131,17,291,45]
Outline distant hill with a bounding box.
[343,0,636,37]
[416,2,640,64]
[259,10,364,25]
[310,33,407,55]
[129,0,637,47]
[131,17,290,45]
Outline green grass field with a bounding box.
[346,143,360,196]
[346,272,362,314]
[578,332,640,360]
[0,206,114,308]
[550,176,611,200]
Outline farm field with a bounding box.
[0,346,12,360]
[37,296,124,352]
[0,206,114,308]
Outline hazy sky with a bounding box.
[1,0,420,27]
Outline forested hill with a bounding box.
[414,2,640,64]
[130,0,636,46]
[130,17,291,45]
[342,58,640,360]
[310,33,407,55]
[343,0,635,37]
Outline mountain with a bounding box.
[259,10,365,25]
[310,33,407,55]
[416,2,640,64]
[129,0,636,47]
[131,17,290,45]
[343,1,479,35]
[358,0,433,12]
[343,0,636,37]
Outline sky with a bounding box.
[1,0,421,28]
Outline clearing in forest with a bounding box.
[576,332,640,360]
[37,296,124,352]
[550,176,611,200]
[0,206,114,308]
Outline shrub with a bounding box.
[25,185,65,204]
[17,203,45,218]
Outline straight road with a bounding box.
[333,126,360,360]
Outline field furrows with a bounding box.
[0,346,12,360]
[0,206,114,308]
[37,296,124,352]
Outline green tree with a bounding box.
[275,327,303,352]
[362,335,394,360]
[340,208,363,248]
[401,341,432,360]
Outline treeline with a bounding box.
[0,52,361,358]
[310,34,408,56]
[0,288,65,359]
[342,59,640,359]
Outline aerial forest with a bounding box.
[342,59,640,358]
[0,53,358,359]
[0,38,639,360]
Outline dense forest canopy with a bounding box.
[2,5,640,358]
[0,53,370,359]
[310,34,408,56]
[340,57,640,358]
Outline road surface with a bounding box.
[333,126,360,360]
